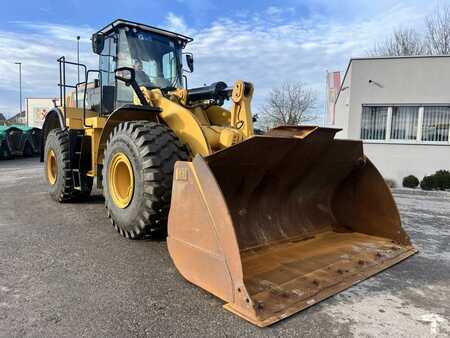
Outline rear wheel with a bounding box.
[44,129,79,201]
[102,121,188,239]
[44,129,92,201]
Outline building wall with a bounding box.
[364,142,450,184]
[342,56,450,139]
[334,56,450,185]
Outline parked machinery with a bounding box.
[41,19,416,326]
[12,125,41,156]
[0,125,39,159]
[0,126,11,159]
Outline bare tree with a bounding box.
[425,4,450,55]
[261,81,317,128]
[369,27,425,56]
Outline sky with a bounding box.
[0,0,447,121]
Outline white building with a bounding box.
[334,55,450,185]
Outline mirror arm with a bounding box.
[115,67,151,107]
[130,81,151,106]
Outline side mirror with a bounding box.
[114,67,150,107]
[115,67,136,86]
[92,33,105,54]
[185,53,194,72]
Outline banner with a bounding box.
[26,98,58,128]
[326,71,341,125]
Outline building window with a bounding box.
[360,105,450,143]
[361,106,387,140]
[390,106,418,140]
[422,106,450,142]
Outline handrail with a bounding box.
[57,56,88,125]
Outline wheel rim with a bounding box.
[47,149,57,185]
[108,152,134,209]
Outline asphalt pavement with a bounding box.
[0,158,449,337]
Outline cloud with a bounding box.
[0,2,437,120]
[265,6,296,20]
[165,12,191,35]
[166,3,429,122]
[0,22,96,116]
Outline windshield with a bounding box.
[117,28,183,89]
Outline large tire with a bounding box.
[44,129,93,201]
[102,121,188,239]
[44,129,78,201]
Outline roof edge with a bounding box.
[94,19,193,43]
[350,54,450,61]
[334,54,450,104]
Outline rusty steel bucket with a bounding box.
[167,126,417,327]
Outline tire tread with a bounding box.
[103,121,188,239]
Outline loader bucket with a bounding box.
[167,126,417,327]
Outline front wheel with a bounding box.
[102,121,188,239]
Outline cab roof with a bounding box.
[93,19,193,44]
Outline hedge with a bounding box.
[420,170,450,191]
[402,175,419,188]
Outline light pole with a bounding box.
[14,62,23,124]
[77,36,80,84]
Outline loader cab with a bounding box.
[92,19,193,114]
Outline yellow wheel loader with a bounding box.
[41,19,417,326]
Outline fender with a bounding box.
[96,104,161,167]
[40,108,65,161]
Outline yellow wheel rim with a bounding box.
[47,149,57,185]
[108,152,134,209]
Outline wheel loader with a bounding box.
[41,19,417,326]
